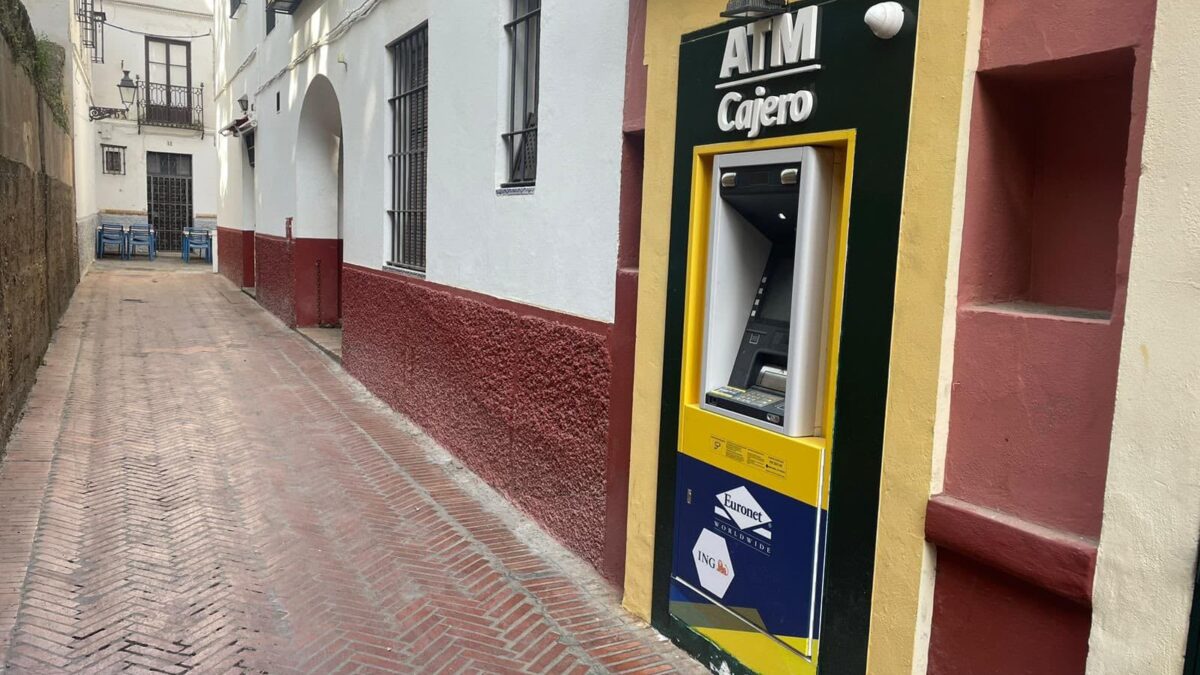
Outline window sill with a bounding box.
[496,185,535,197]
[383,262,426,279]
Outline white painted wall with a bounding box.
[86,2,218,222]
[214,0,628,322]
[1086,0,1200,671]
[27,0,99,272]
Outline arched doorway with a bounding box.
[294,75,343,327]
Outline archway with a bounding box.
[294,75,344,327]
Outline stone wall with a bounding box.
[0,0,78,455]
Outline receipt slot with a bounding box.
[669,144,844,672]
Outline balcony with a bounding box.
[138,82,205,137]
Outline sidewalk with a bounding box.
[0,265,702,674]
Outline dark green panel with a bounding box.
[1185,544,1200,675]
[650,1,919,673]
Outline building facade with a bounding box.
[31,0,218,268]
[213,0,645,583]
[211,0,1200,673]
[623,1,1200,674]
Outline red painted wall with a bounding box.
[217,228,256,288]
[293,238,341,327]
[253,234,341,328]
[341,264,614,575]
[243,231,255,288]
[927,0,1156,671]
[254,233,295,327]
[929,550,1092,675]
[599,0,649,585]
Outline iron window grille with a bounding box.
[76,0,105,63]
[503,0,540,186]
[101,145,125,175]
[388,24,429,273]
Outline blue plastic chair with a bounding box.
[182,227,212,263]
[97,223,127,260]
[127,223,156,260]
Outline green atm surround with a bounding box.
[647,1,920,673]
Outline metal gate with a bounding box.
[146,152,193,252]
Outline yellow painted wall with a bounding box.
[624,7,981,675]
[865,2,981,673]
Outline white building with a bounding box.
[214,0,644,582]
[30,0,218,269]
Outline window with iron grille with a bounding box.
[388,24,428,272]
[101,145,125,175]
[503,0,540,186]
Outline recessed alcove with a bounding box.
[960,49,1135,318]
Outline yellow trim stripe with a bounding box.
[677,132,855,508]
[694,627,820,675]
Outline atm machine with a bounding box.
[669,145,841,672]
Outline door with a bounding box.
[145,38,192,125]
[147,152,193,252]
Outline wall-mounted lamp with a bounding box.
[721,0,787,19]
[89,69,138,121]
[237,95,250,114]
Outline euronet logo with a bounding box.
[715,486,773,542]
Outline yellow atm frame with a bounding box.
[670,130,854,674]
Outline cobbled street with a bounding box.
[0,263,702,675]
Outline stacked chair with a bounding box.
[182,227,212,263]
[127,223,156,260]
[95,222,157,260]
[96,223,128,260]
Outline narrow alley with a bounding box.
[0,265,701,674]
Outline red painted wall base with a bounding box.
[217,228,256,288]
[254,233,295,327]
[293,238,341,327]
[253,233,341,328]
[341,264,616,576]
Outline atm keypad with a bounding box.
[737,390,780,407]
[705,386,786,426]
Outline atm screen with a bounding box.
[759,256,794,323]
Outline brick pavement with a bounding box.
[0,264,703,674]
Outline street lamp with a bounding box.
[117,69,137,107]
[721,0,787,19]
[89,69,138,121]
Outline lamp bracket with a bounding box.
[89,106,128,122]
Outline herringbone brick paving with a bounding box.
[0,265,703,674]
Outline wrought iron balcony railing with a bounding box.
[138,82,205,137]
